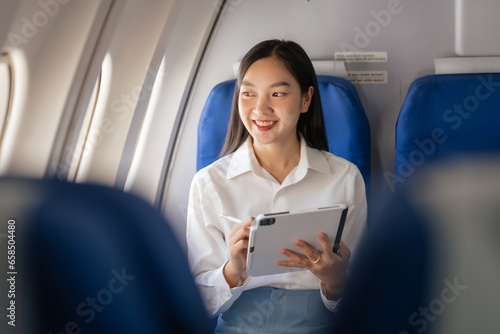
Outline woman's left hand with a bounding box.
[277,233,351,301]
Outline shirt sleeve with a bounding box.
[342,166,368,255]
[319,281,342,312]
[186,171,247,317]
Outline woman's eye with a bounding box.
[241,91,254,97]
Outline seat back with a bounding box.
[0,178,211,334]
[395,1,500,183]
[197,75,371,190]
[395,73,500,180]
[333,157,500,334]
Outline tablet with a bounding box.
[246,204,348,277]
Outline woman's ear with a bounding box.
[301,86,314,113]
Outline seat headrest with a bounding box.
[197,76,371,195]
[435,57,500,74]
[395,73,500,182]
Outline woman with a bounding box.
[187,39,367,333]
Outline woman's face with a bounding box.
[238,56,313,150]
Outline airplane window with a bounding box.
[0,54,12,151]
[67,70,102,182]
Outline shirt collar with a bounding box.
[226,136,331,181]
[285,137,331,185]
[227,137,254,180]
[303,139,331,174]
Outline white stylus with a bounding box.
[219,214,243,224]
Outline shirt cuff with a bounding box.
[212,264,233,300]
[319,281,342,312]
[211,261,251,314]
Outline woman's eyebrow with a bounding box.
[240,80,254,87]
[270,81,291,88]
[240,80,291,88]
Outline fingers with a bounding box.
[317,233,350,261]
[277,237,351,269]
[276,249,308,268]
[293,239,320,262]
[317,232,333,255]
[276,259,303,268]
[228,225,249,243]
[227,216,254,259]
[277,237,351,300]
[231,238,249,252]
[234,216,255,229]
[277,240,319,268]
[228,217,253,236]
[225,217,255,287]
[336,241,351,261]
[228,217,254,243]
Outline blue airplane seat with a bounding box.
[331,179,435,334]
[395,73,500,179]
[197,75,371,193]
[0,178,211,334]
[333,157,500,333]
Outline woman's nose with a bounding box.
[253,96,272,115]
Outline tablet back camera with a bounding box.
[260,218,276,226]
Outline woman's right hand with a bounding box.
[223,217,254,288]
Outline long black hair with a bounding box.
[220,39,328,157]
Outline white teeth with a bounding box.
[255,120,276,127]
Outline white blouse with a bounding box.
[186,137,367,317]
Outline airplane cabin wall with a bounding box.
[0,0,104,177]
[0,2,19,50]
[73,0,176,185]
[122,1,221,205]
[0,0,219,200]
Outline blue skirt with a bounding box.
[215,287,336,334]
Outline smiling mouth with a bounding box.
[253,120,278,131]
[254,120,277,127]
